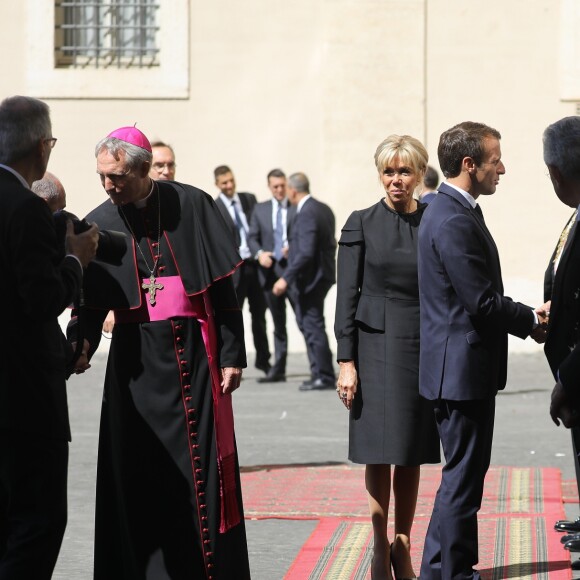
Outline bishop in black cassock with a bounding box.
[71,127,251,580]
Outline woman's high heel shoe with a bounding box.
[390,542,418,580]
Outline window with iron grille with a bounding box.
[54,0,160,68]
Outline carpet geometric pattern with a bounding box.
[241,464,571,579]
[283,516,569,580]
[242,464,563,518]
[562,479,579,503]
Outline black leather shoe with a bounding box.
[572,559,580,571]
[299,378,335,391]
[561,532,580,544]
[257,372,286,383]
[255,362,271,374]
[564,538,580,552]
[555,518,580,532]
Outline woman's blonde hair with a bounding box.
[374,134,429,178]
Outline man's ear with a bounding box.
[462,156,476,175]
[547,164,562,187]
[139,161,151,178]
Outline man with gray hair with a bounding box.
[74,126,250,578]
[31,171,66,212]
[273,172,337,390]
[542,117,580,562]
[0,95,98,579]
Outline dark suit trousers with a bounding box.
[293,285,335,383]
[263,289,291,375]
[571,427,580,501]
[420,397,495,580]
[234,260,271,369]
[0,433,68,580]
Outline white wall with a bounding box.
[5,0,578,356]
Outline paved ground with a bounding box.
[53,351,578,579]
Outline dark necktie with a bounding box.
[274,202,284,261]
[474,204,484,220]
[231,200,246,241]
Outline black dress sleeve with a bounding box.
[334,211,364,361]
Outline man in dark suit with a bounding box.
[273,172,336,390]
[248,169,296,383]
[419,165,439,204]
[214,165,271,375]
[418,121,546,579]
[541,117,580,561]
[0,95,98,579]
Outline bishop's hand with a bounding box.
[221,367,243,394]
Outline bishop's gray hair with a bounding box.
[543,116,580,182]
[95,137,152,170]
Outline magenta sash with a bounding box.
[114,276,200,323]
[115,276,241,532]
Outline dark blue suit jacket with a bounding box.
[247,199,295,287]
[283,197,336,295]
[544,214,580,400]
[0,168,82,440]
[214,192,257,250]
[418,183,534,401]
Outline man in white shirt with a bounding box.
[214,165,271,376]
[248,169,296,382]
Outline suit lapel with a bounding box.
[439,184,499,253]
[552,219,580,306]
[438,184,502,287]
[262,201,273,234]
[215,196,238,241]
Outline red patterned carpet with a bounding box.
[241,464,571,579]
[562,479,579,503]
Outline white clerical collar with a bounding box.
[444,181,477,209]
[134,179,156,209]
[0,164,30,189]
[297,194,311,213]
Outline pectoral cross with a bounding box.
[142,275,164,306]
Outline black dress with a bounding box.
[335,200,440,465]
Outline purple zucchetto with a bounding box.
[107,125,152,152]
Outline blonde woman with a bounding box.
[335,135,440,579]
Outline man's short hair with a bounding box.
[151,141,175,154]
[214,165,232,179]
[94,137,152,170]
[287,172,310,194]
[31,177,59,203]
[438,122,501,179]
[543,116,580,183]
[267,168,286,181]
[0,96,52,165]
[423,165,439,189]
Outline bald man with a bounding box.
[31,171,66,212]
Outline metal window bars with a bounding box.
[54,0,160,68]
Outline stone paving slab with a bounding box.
[52,351,576,579]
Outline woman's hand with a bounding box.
[337,360,358,410]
